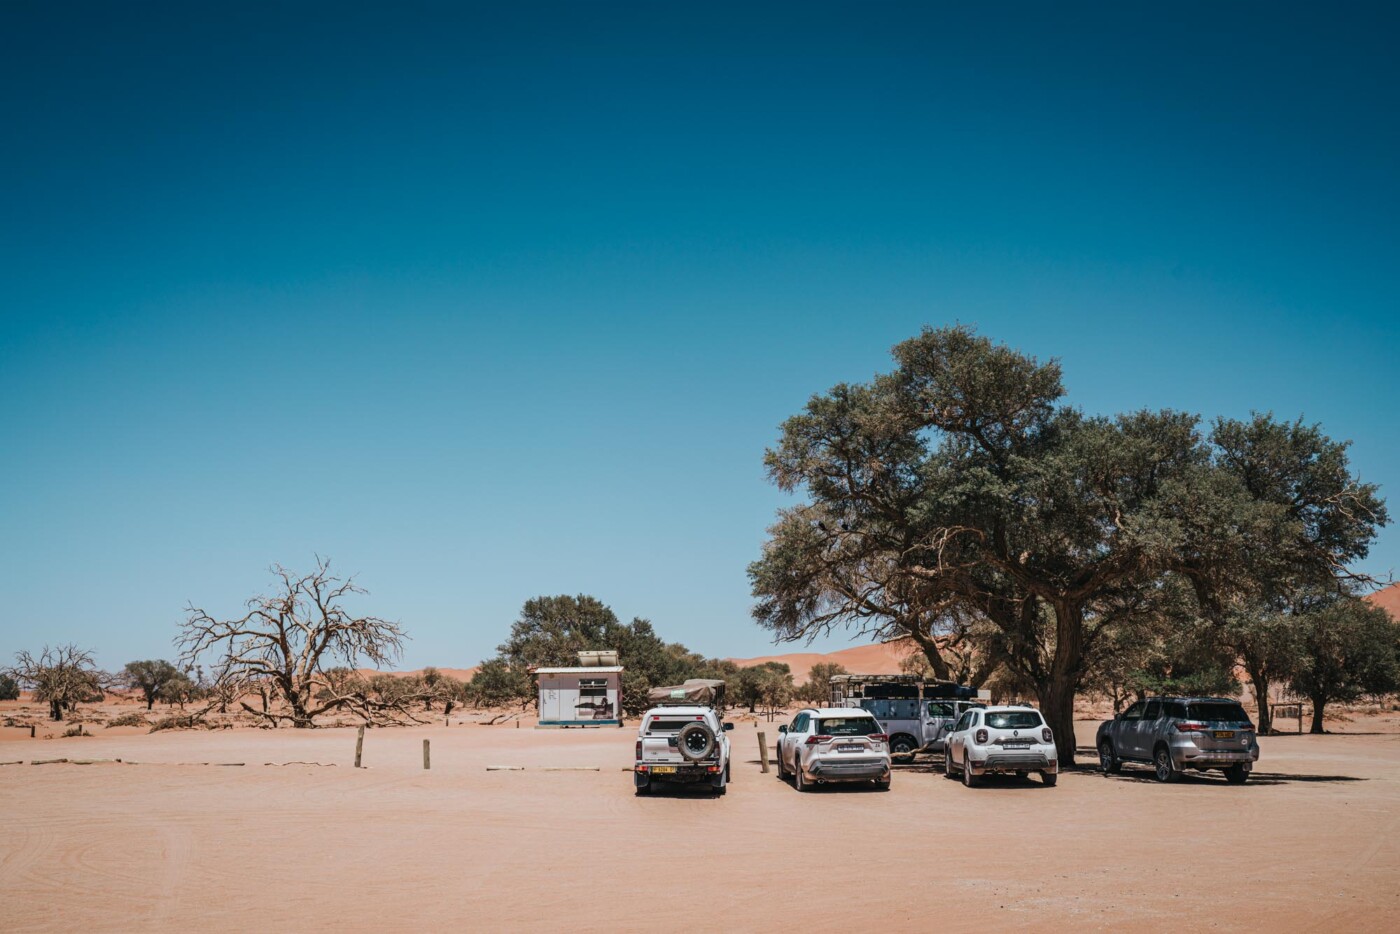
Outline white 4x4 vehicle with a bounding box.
[634,705,733,796]
[944,704,1058,787]
[777,707,892,791]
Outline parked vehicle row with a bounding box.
[633,686,1262,796]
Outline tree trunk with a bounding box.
[1036,680,1079,767]
[49,699,63,721]
[1249,669,1272,734]
[1310,695,1326,734]
[146,696,154,711]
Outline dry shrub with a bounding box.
[106,711,149,728]
[62,724,88,737]
[148,714,208,733]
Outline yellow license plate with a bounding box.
[651,766,677,774]
[1213,730,1235,739]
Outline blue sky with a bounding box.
[2,2,1397,670]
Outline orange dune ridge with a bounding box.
[1367,581,1400,621]
[727,640,918,684]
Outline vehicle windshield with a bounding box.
[1187,703,1250,723]
[984,711,1043,729]
[817,717,881,736]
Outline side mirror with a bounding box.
[778,725,788,734]
[722,722,734,731]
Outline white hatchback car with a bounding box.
[944,704,1058,787]
[777,707,892,791]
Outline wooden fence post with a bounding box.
[30,725,36,738]
[354,725,365,768]
[423,738,431,770]
[757,732,769,773]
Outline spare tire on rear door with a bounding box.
[676,722,716,761]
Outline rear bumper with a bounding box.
[805,757,891,782]
[635,763,722,784]
[1174,747,1259,769]
[970,750,1057,774]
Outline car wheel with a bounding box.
[1098,739,1122,775]
[777,745,788,778]
[890,734,918,763]
[1224,764,1249,785]
[1040,771,1057,787]
[944,751,957,780]
[962,754,979,788]
[635,779,650,796]
[795,759,810,792]
[1153,745,1180,783]
[874,777,891,791]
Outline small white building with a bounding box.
[534,650,623,728]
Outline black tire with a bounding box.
[874,775,892,791]
[676,722,716,762]
[1153,745,1180,783]
[776,745,788,778]
[962,754,979,788]
[795,760,811,792]
[890,734,918,763]
[1040,771,1057,787]
[1224,764,1249,785]
[634,779,651,796]
[1099,739,1122,775]
[944,750,958,780]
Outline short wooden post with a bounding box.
[354,725,365,768]
[423,738,431,770]
[30,725,36,738]
[757,732,769,773]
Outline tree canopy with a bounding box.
[750,325,1387,760]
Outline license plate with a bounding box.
[1214,731,1235,739]
[837,744,862,752]
[651,766,677,774]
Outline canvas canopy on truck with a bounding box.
[647,678,726,708]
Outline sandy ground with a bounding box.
[2,715,1398,933]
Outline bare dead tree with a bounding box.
[7,644,108,721]
[176,558,426,728]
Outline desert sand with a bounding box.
[3,706,1399,933]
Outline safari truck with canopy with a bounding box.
[633,679,734,796]
[829,674,986,762]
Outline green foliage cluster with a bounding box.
[794,662,849,704]
[472,595,737,715]
[0,673,20,701]
[749,325,1389,759]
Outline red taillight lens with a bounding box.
[806,734,833,745]
[635,740,642,759]
[974,729,988,745]
[1042,728,1052,743]
[870,733,888,743]
[1175,721,1209,733]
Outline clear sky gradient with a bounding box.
[3,3,1397,670]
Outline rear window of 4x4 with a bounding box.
[985,711,1043,729]
[1187,702,1249,723]
[646,719,693,732]
[817,717,881,736]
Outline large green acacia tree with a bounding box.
[750,326,1385,763]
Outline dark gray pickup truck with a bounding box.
[1096,696,1259,784]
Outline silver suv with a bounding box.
[1096,697,1259,784]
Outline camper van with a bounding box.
[828,674,986,761]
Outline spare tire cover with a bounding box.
[676,722,716,761]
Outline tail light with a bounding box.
[870,733,888,743]
[635,740,642,760]
[1042,728,1052,743]
[805,734,833,745]
[1175,721,1209,733]
[974,728,988,745]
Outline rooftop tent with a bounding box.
[646,679,726,708]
